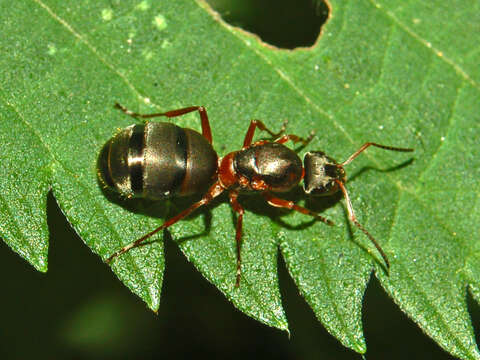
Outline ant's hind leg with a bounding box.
[106,182,224,263]
[114,103,213,143]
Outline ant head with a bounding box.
[303,151,346,196]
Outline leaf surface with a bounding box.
[0,0,479,357]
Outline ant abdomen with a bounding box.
[98,122,218,200]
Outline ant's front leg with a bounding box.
[229,190,245,287]
[263,192,333,225]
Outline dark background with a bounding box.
[1,1,478,359]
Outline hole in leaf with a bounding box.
[206,0,330,49]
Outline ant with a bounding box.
[98,104,413,286]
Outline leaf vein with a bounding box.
[315,252,360,347]
[391,262,474,358]
[367,0,479,90]
[1,72,156,299]
[0,194,36,260]
[32,0,149,105]
[414,81,465,189]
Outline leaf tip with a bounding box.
[31,256,49,273]
[354,341,367,355]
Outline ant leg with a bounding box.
[115,103,213,144]
[242,119,288,148]
[229,190,245,287]
[263,192,333,225]
[275,131,315,147]
[334,180,390,270]
[106,182,224,263]
[341,142,414,166]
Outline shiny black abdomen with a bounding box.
[233,142,302,192]
[98,122,218,200]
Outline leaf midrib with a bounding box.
[366,0,478,89]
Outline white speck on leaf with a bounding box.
[153,14,167,31]
[136,1,150,11]
[47,43,57,55]
[142,49,153,60]
[101,8,113,21]
[161,39,172,49]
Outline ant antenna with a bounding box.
[341,142,413,166]
[335,179,390,269]
[335,142,413,269]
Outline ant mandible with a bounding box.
[98,104,413,287]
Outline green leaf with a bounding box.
[0,0,479,358]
